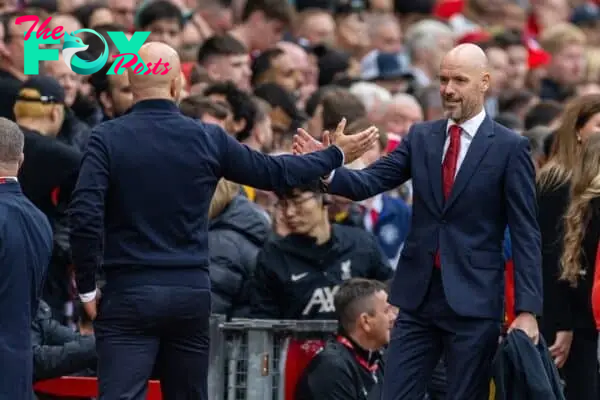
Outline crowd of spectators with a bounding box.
[3,0,600,397]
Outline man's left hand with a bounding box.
[82,288,101,321]
[508,312,539,344]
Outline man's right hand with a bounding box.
[293,118,379,164]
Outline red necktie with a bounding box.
[434,125,462,268]
[370,209,379,229]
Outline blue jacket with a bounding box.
[492,330,564,400]
[0,181,52,400]
[372,194,411,265]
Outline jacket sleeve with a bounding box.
[209,231,248,317]
[327,126,414,201]
[504,137,543,316]
[69,130,110,295]
[248,246,284,319]
[216,125,343,193]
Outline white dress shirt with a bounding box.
[444,108,486,176]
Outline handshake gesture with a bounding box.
[292,118,379,164]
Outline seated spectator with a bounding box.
[248,180,393,320]
[32,300,96,382]
[209,179,270,318]
[295,278,394,399]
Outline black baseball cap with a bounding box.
[18,76,65,104]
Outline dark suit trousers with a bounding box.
[383,268,501,400]
[94,284,211,400]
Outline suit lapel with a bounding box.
[444,116,495,212]
[425,120,447,212]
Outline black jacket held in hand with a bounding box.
[32,301,97,381]
[492,330,565,400]
[249,224,393,320]
[209,195,270,317]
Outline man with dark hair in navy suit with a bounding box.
[69,42,378,400]
[0,117,53,400]
[294,43,543,399]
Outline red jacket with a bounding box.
[592,243,600,330]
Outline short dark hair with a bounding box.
[522,126,552,157]
[493,29,525,49]
[334,278,387,333]
[180,95,231,120]
[72,2,109,28]
[241,0,294,25]
[276,179,326,200]
[524,100,563,130]
[204,82,256,139]
[498,89,536,114]
[251,48,284,86]
[197,34,248,65]
[137,0,184,30]
[89,62,112,100]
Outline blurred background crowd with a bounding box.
[6,0,600,398]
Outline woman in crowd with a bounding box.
[560,133,600,398]
[537,94,600,400]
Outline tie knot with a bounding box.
[449,124,461,139]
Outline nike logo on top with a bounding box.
[291,272,309,282]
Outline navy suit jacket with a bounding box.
[328,116,542,320]
[0,181,52,399]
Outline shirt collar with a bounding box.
[447,108,486,138]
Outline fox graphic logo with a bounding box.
[62,30,109,75]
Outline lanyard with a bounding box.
[0,177,18,184]
[336,335,379,373]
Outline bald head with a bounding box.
[438,44,491,123]
[128,42,182,102]
[441,43,489,72]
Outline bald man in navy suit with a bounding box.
[294,44,542,399]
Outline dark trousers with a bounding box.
[562,332,598,400]
[94,285,211,400]
[383,268,501,400]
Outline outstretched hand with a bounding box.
[293,118,379,164]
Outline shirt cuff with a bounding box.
[79,289,97,303]
[322,169,336,184]
[333,145,345,166]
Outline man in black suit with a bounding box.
[68,41,377,400]
[0,117,53,399]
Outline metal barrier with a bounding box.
[215,317,338,400]
[34,316,338,400]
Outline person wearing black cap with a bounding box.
[15,76,82,324]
